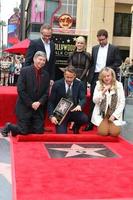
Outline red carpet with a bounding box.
[11,136,133,200]
[0,87,17,126]
[2,87,133,199]
[15,131,119,142]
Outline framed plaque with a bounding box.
[53,97,73,125]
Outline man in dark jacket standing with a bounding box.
[25,24,55,85]
[1,51,50,136]
[84,29,122,131]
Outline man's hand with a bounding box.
[32,101,41,110]
[71,105,81,112]
[50,116,58,125]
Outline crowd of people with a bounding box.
[0,24,126,137]
[0,55,25,86]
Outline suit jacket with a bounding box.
[88,44,122,83]
[48,78,86,117]
[25,38,55,80]
[16,65,50,119]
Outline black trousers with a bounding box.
[88,72,99,122]
[10,110,44,134]
[56,111,88,133]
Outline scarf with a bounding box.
[100,91,118,118]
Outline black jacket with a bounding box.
[16,65,50,119]
[48,78,86,117]
[25,38,55,80]
[88,44,122,83]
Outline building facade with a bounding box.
[20,0,133,61]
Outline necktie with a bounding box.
[66,85,71,97]
[36,69,41,93]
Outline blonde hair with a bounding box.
[98,67,117,90]
[76,36,86,44]
[75,36,86,51]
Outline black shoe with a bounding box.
[83,123,93,131]
[1,123,11,137]
[72,124,79,134]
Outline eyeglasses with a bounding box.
[98,37,107,42]
[42,34,52,38]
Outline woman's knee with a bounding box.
[110,129,120,137]
[97,127,109,136]
[109,124,121,137]
[98,119,109,136]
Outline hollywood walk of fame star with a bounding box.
[49,144,106,158]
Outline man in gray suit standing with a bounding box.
[84,29,122,131]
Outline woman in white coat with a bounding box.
[91,67,125,136]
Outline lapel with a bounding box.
[106,44,111,65]
[94,45,100,61]
[62,79,67,97]
[49,41,53,59]
[72,79,77,98]
[39,38,46,52]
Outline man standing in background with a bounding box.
[84,29,122,131]
[25,24,55,85]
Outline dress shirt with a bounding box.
[95,44,109,72]
[41,38,51,61]
[65,81,73,93]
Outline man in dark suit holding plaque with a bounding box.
[48,66,88,134]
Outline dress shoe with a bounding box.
[1,122,11,137]
[83,123,93,131]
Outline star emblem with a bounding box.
[58,102,68,113]
[67,39,70,43]
[49,144,106,158]
[73,37,77,42]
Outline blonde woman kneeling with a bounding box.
[91,67,125,136]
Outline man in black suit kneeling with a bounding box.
[48,66,88,134]
[1,51,50,137]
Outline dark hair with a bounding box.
[64,66,77,74]
[97,29,108,38]
[40,24,52,33]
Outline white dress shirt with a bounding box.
[41,38,51,61]
[95,44,109,72]
[65,82,73,93]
